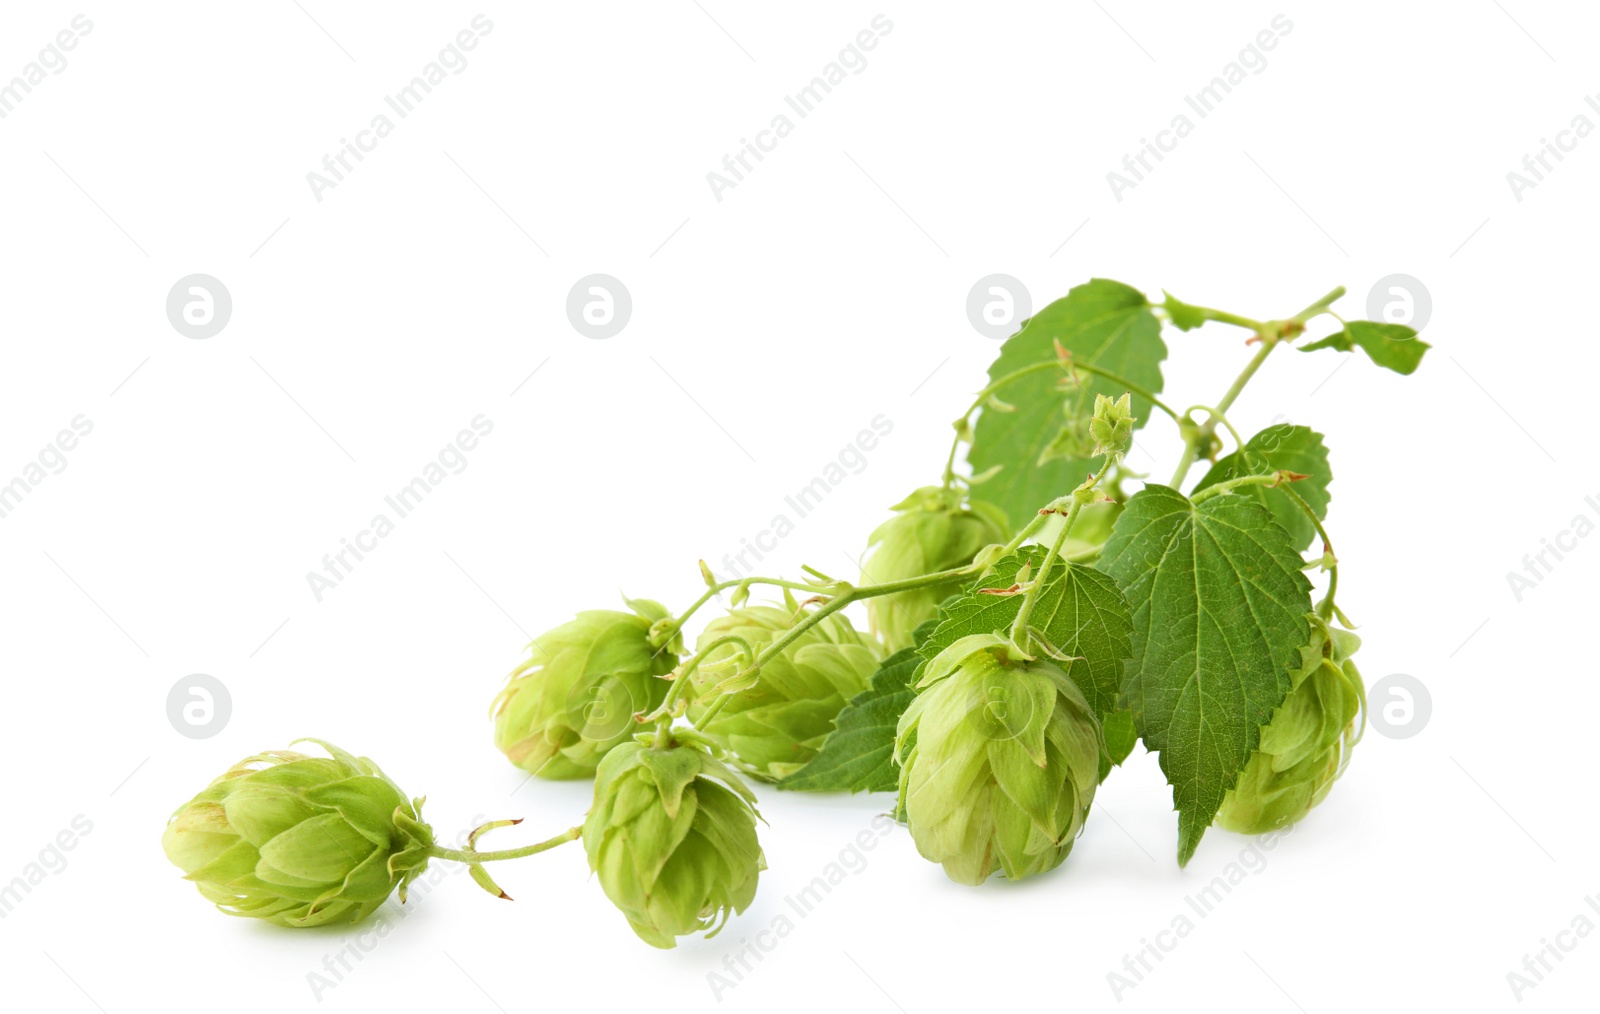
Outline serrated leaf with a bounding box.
[1192,425,1332,552]
[1161,291,1208,331]
[916,546,1133,722]
[1097,485,1312,866]
[1300,320,1428,375]
[968,279,1167,528]
[777,622,935,793]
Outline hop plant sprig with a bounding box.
[163,276,1417,945]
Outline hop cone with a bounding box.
[861,487,1010,651]
[161,740,433,928]
[584,735,764,948]
[492,599,677,779]
[1217,615,1365,834]
[895,634,1102,885]
[684,596,882,780]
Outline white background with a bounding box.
[0,2,1595,1011]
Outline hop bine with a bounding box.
[895,633,1103,885]
[492,599,678,779]
[161,740,434,927]
[1216,614,1365,834]
[861,486,1010,651]
[685,594,882,781]
[583,731,764,948]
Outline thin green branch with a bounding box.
[1008,452,1115,656]
[1165,284,1346,491]
[428,825,582,865]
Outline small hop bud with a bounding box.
[861,486,1012,652]
[686,594,882,780]
[161,740,434,927]
[1216,615,1365,834]
[492,600,677,779]
[584,736,764,948]
[895,634,1103,885]
[1089,392,1136,456]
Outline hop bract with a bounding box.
[861,486,1011,651]
[583,734,764,948]
[161,740,434,928]
[1217,615,1365,834]
[895,634,1102,885]
[492,600,677,779]
[685,596,881,780]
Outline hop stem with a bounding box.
[1008,452,1115,657]
[1166,285,1346,491]
[428,825,582,865]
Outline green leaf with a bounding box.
[1161,291,1207,331]
[968,279,1167,528]
[1097,485,1312,866]
[1101,709,1138,766]
[1192,425,1332,552]
[915,546,1134,722]
[777,624,932,793]
[1300,320,1428,375]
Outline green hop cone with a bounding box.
[492,599,677,779]
[685,594,882,780]
[1216,615,1366,834]
[161,740,434,928]
[861,486,1011,651]
[1088,392,1136,457]
[584,733,764,948]
[895,634,1102,885]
